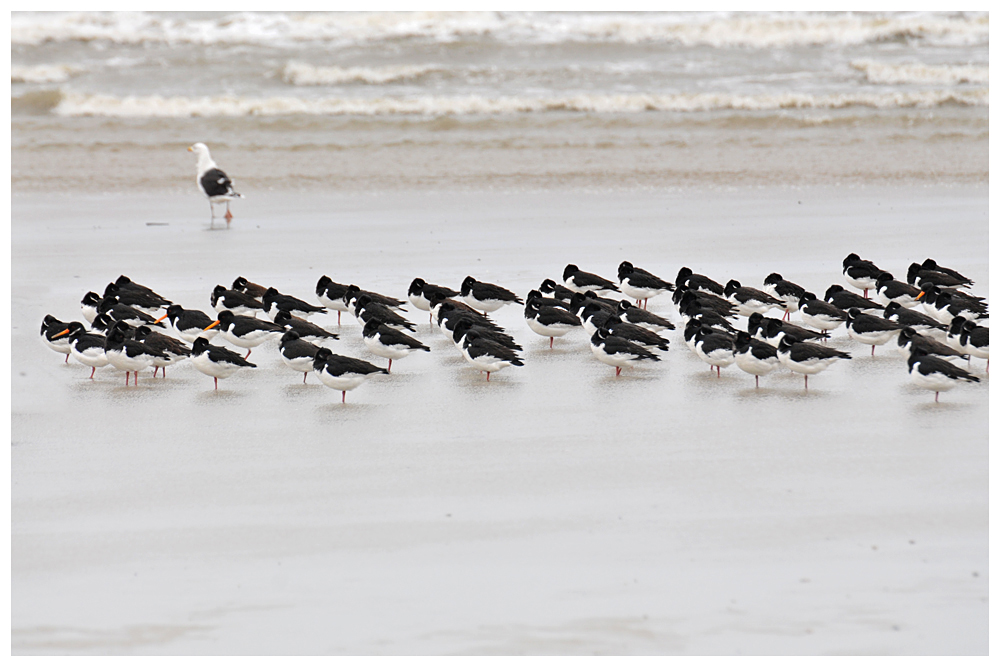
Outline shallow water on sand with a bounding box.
[11,186,988,654]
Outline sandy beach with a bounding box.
[11,185,988,654]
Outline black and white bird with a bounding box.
[777,336,851,389]
[353,295,417,332]
[882,302,946,338]
[675,267,724,296]
[312,347,388,402]
[211,285,265,317]
[157,304,221,343]
[460,276,523,315]
[103,276,172,313]
[408,278,459,322]
[844,308,903,356]
[916,284,988,325]
[563,264,620,296]
[538,278,576,304]
[205,310,285,359]
[907,262,972,289]
[278,330,321,384]
[960,320,989,371]
[132,325,192,377]
[589,327,659,376]
[675,289,737,321]
[798,292,848,333]
[362,320,430,372]
[762,273,806,321]
[842,253,883,298]
[273,310,339,344]
[232,276,268,299]
[262,287,326,321]
[190,336,257,390]
[188,142,242,227]
[615,300,674,333]
[315,276,353,325]
[524,295,581,348]
[451,317,521,352]
[80,292,103,325]
[617,261,673,309]
[605,316,670,353]
[724,279,784,317]
[823,285,882,315]
[678,296,738,332]
[52,321,108,379]
[97,297,165,329]
[40,315,73,363]
[896,327,967,362]
[579,302,617,336]
[907,352,979,402]
[104,327,170,386]
[919,258,973,286]
[733,331,781,388]
[525,289,572,312]
[692,326,737,377]
[747,313,828,345]
[437,303,503,341]
[460,330,524,381]
[342,284,407,312]
[873,272,921,309]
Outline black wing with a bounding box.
[200,168,233,197]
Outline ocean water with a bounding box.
[11,11,988,191]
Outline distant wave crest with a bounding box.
[44,90,989,118]
[12,11,989,48]
[283,62,440,86]
[851,59,988,85]
[11,63,85,83]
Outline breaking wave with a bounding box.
[12,11,988,48]
[282,62,442,86]
[11,63,84,84]
[48,89,988,118]
[850,59,989,85]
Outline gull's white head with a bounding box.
[188,142,209,155]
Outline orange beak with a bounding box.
[154,313,168,323]
[187,146,194,152]
[204,320,220,331]
[52,328,70,339]
[916,291,925,300]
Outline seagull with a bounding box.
[188,142,243,227]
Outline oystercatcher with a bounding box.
[132,325,192,377]
[353,295,417,332]
[615,300,674,333]
[52,321,108,379]
[617,261,673,309]
[747,313,828,345]
[451,317,521,352]
[762,273,806,321]
[104,327,170,386]
[734,331,781,387]
[156,304,220,343]
[883,302,946,338]
[191,336,257,390]
[777,336,851,389]
[589,327,659,376]
[460,330,524,381]
[189,142,242,227]
[273,310,339,344]
[960,320,989,371]
[408,278,459,322]
[312,347,388,402]
[460,276,523,315]
[823,285,882,314]
[896,327,967,362]
[262,287,327,321]
[873,272,921,309]
[675,267,724,295]
[920,258,973,286]
[842,253,883,298]
[524,295,581,348]
[232,276,268,299]
[538,278,576,304]
[907,262,972,289]
[693,326,736,377]
[362,320,430,371]
[907,352,980,402]
[844,308,903,356]
[205,310,285,359]
[605,315,670,352]
[40,315,73,363]
[97,297,165,329]
[563,264,620,296]
[798,292,848,333]
[315,276,352,325]
[724,279,784,317]
[211,285,264,317]
[279,330,321,384]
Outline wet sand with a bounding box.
[11,186,988,654]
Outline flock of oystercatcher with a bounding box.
[40,254,987,403]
